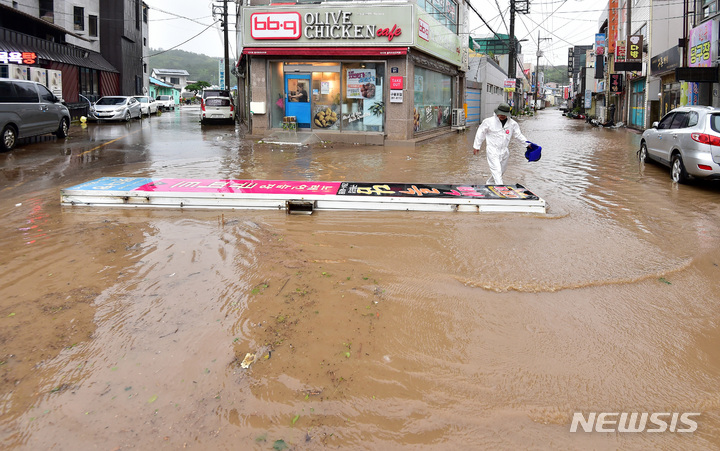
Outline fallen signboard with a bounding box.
[61,177,547,214]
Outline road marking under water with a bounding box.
[79,127,144,157]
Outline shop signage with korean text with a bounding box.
[651,46,680,74]
[688,21,714,67]
[627,35,643,63]
[0,51,37,65]
[610,73,623,93]
[390,90,403,103]
[504,79,516,92]
[595,33,606,56]
[616,40,626,62]
[608,0,618,54]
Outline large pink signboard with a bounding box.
[135,179,342,195]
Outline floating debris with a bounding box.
[241,353,256,369]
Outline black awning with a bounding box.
[675,67,719,82]
[0,39,117,72]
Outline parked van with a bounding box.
[0,78,70,151]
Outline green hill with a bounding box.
[148,48,222,86]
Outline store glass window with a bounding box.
[312,70,341,130]
[413,67,452,133]
[420,0,458,34]
[341,63,385,132]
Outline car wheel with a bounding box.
[1,124,17,151]
[125,111,131,122]
[639,142,648,163]
[671,153,689,183]
[55,117,69,138]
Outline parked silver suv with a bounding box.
[0,78,70,152]
[640,106,720,183]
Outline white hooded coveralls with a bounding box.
[473,114,528,185]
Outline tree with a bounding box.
[184,81,211,94]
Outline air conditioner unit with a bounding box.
[452,108,466,127]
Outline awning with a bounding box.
[242,47,408,56]
[675,67,719,83]
[0,39,117,73]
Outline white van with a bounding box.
[0,78,70,151]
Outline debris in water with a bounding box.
[241,353,256,368]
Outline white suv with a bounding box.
[155,95,175,111]
[640,106,720,183]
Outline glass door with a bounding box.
[285,74,311,128]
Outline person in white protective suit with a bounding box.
[472,102,532,185]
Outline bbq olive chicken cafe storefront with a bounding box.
[240,3,466,145]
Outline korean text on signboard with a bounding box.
[503,79,516,92]
[595,33,606,56]
[688,21,713,67]
[627,35,643,63]
[0,51,37,65]
[616,40,626,62]
[610,74,624,93]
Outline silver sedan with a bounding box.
[88,96,143,122]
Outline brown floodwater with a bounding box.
[2,108,720,449]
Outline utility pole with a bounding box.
[508,0,516,83]
[508,0,529,112]
[534,32,552,112]
[213,1,231,90]
[223,0,229,90]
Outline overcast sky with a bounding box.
[144,0,232,59]
[143,0,606,66]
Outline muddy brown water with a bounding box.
[1,109,720,449]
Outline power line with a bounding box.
[144,20,220,58]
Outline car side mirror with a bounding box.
[652,121,659,128]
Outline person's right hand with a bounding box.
[473,148,479,155]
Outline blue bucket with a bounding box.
[525,142,542,162]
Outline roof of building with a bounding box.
[152,69,190,76]
[149,76,175,88]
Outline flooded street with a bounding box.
[2,107,720,449]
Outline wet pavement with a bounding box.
[1,106,720,449]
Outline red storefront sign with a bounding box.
[390,76,403,89]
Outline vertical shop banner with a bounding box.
[346,68,376,99]
[627,35,643,63]
[584,89,592,108]
[608,0,618,54]
[691,82,699,105]
[688,21,714,67]
[595,33,606,56]
[610,74,623,93]
[563,86,569,99]
[616,40,626,62]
